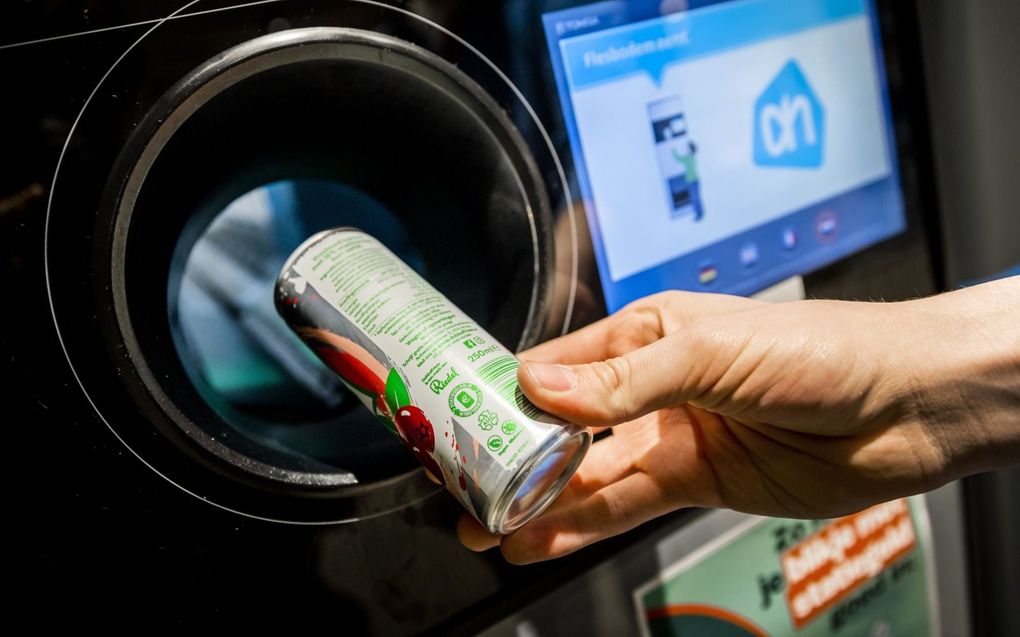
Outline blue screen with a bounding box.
[543,0,907,312]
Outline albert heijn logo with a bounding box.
[754,60,825,169]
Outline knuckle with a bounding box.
[653,290,685,305]
[588,357,635,422]
[499,539,532,565]
[617,299,669,344]
[505,519,558,564]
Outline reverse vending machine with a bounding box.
[2,0,976,634]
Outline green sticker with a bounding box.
[635,499,934,637]
[385,368,412,416]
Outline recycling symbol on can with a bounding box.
[478,410,499,431]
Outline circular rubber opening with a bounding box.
[110,28,553,493]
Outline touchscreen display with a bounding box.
[543,0,906,311]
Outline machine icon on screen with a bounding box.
[649,95,704,221]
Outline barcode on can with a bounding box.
[476,355,546,421]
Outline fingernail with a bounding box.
[524,361,578,392]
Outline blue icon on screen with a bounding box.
[740,242,760,268]
[754,60,825,169]
[815,210,839,242]
[782,227,799,251]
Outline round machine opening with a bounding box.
[170,180,425,482]
[108,28,555,499]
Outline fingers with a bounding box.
[516,292,694,365]
[500,410,729,563]
[517,292,762,428]
[519,312,634,365]
[457,514,500,552]
[521,291,759,366]
[519,332,697,428]
[500,471,679,564]
[458,430,637,552]
[459,469,686,564]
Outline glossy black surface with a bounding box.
[2,2,619,632]
[2,0,941,632]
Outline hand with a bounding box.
[458,279,1020,564]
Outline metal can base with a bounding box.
[487,426,592,535]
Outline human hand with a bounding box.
[458,279,1020,563]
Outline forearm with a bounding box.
[904,277,1020,479]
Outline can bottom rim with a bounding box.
[488,425,592,535]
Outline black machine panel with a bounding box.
[2,1,940,632]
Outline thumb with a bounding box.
[518,332,709,428]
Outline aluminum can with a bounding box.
[275,228,590,534]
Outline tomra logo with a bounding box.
[754,60,825,168]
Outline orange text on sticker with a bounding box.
[781,499,916,629]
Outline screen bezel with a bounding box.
[531,0,942,315]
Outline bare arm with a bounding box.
[457,277,1020,563]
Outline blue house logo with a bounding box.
[754,60,825,168]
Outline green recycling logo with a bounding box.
[449,383,482,417]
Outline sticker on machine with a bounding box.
[633,497,936,637]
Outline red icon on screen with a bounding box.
[698,261,718,285]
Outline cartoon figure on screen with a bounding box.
[649,95,704,221]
